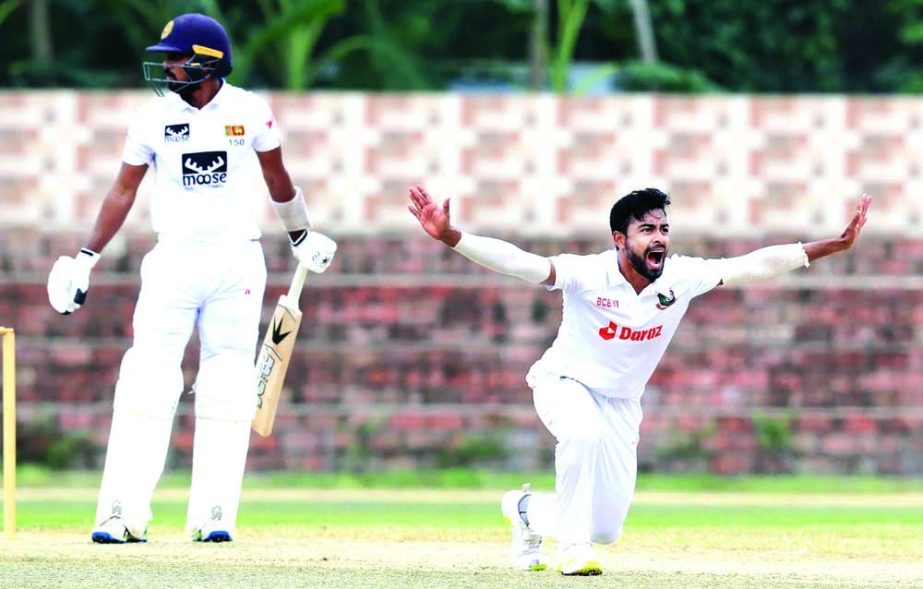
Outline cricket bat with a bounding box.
[252,263,310,436]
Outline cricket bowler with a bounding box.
[408,185,870,575]
[46,13,336,543]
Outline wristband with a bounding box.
[272,186,311,233]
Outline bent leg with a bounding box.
[526,374,607,546]
[590,397,641,545]
[523,372,642,549]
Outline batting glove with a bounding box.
[291,231,337,273]
[47,248,100,314]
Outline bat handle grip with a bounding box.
[287,263,310,300]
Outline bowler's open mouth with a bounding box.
[646,248,665,269]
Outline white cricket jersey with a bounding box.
[121,82,281,242]
[532,249,725,400]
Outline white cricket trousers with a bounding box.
[524,365,642,547]
[95,238,266,537]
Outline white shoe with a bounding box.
[192,525,233,543]
[500,483,548,571]
[192,505,233,543]
[91,516,147,544]
[555,542,603,576]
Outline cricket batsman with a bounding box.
[408,185,870,575]
[46,13,336,543]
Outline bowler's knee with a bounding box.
[591,520,624,545]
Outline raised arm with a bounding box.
[407,185,554,285]
[803,194,871,262]
[719,194,871,286]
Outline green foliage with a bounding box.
[752,412,796,475]
[1,2,921,93]
[219,0,348,90]
[435,434,509,468]
[547,0,592,92]
[656,422,716,471]
[615,60,722,92]
[340,418,384,473]
[0,0,20,27]
[753,413,794,453]
[886,0,923,92]
[17,412,95,469]
[645,0,853,92]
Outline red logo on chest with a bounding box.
[598,321,663,342]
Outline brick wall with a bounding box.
[4,92,923,237]
[3,232,923,474]
[3,91,923,473]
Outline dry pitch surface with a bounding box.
[2,489,922,588]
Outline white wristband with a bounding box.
[718,243,809,285]
[272,186,311,233]
[454,232,551,284]
[77,247,101,269]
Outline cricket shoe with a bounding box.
[500,483,548,571]
[193,526,233,543]
[555,542,603,576]
[193,506,233,543]
[91,516,147,544]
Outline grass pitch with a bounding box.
[2,474,922,588]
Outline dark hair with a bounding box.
[609,188,671,234]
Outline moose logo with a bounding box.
[181,151,228,187]
[164,124,189,142]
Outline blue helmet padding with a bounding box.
[146,13,232,75]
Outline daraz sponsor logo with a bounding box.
[598,321,663,342]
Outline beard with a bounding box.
[164,69,204,99]
[166,78,198,99]
[627,244,666,281]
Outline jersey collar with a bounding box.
[603,248,629,288]
[201,79,229,110]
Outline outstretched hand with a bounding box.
[839,194,872,250]
[804,194,872,262]
[407,185,460,246]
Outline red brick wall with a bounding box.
[4,232,922,474]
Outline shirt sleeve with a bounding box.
[121,113,154,166]
[673,255,725,298]
[251,94,282,153]
[548,253,588,292]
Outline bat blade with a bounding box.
[252,294,303,436]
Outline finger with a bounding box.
[417,185,434,203]
[443,198,451,216]
[853,194,869,221]
[407,204,422,220]
[413,186,432,209]
[859,194,871,216]
[408,187,425,209]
